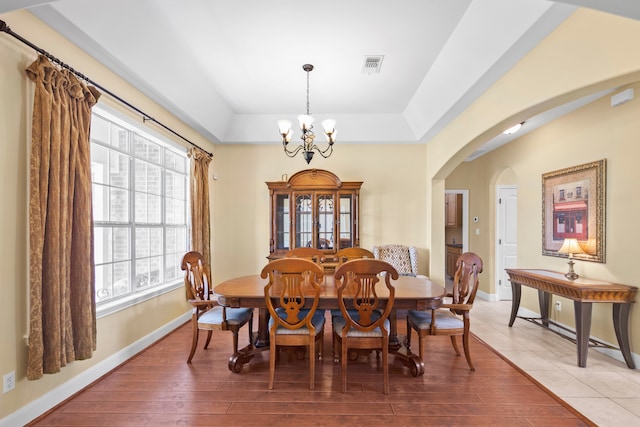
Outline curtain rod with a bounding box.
[0,19,213,157]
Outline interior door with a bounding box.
[496,186,518,300]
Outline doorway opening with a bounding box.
[444,189,469,290]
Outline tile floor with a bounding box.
[471,298,640,427]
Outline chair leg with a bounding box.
[382,337,389,395]
[318,327,324,361]
[462,331,475,371]
[268,334,276,390]
[450,335,461,356]
[248,311,254,347]
[187,324,199,363]
[341,336,348,393]
[418,334,426,361]
[203,330,213,350]
[309,336,316,390]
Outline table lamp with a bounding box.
[558,238,585,280]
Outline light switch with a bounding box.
[475,228,480,235]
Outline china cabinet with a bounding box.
[266,169,362,259]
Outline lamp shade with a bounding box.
[277,120,292,135]
[558,238,585,256]
[321,119,336,133]
[297,114,314,131]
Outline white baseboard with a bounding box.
[0,312,191,427]
[476,290,499,302]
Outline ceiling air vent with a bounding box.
[362,55,384,74]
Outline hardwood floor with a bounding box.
[29,311,593,426]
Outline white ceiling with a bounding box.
[3,0,640,158]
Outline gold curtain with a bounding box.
[26,55,100,380]
[187,148,212,268]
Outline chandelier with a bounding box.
[277,64,336,164]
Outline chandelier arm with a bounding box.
[310,144,334,158]
[283,143,305,158]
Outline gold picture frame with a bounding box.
[542,159,606,263]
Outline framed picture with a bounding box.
[542,159,606,263]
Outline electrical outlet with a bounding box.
[554,301,562,312]
[3,371,15,393]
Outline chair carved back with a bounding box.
[284,247,326,265]
[181,251,212,301]
[261,258,324,330]
[451,252,483,312]
[334,247,374,266]
[334,259,398,333]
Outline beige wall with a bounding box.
[449,80,640,345]
[211,143,428,283]
[4,5,640,424]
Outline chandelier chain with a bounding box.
[306,70,311,116]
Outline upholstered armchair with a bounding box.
[373,244,426,278]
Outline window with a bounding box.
[90,107,189,315]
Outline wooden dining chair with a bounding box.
[334,247,374,266]
[261,258,325,390]
[333,259,398,394]
[284,247,326,264]
[406,252,483,370]
[181,251,253,363]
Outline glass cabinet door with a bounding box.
[316,193,335,249]
[274,193,290,251]
[338,193,354,248]
[294,193,313,248]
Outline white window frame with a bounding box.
[90,105,190,318]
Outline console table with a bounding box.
[505,269,637,368]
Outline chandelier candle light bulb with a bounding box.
[278,64,336,164]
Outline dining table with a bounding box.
[213,273,446,376]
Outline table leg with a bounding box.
[574,301,592,368]
[613,303,636,369]
[389,309,401,351]
[255,308,270,347]
[389,309,424,377]
[539,290,551,328]
[509,282,521,326]
[228,308,270,373]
